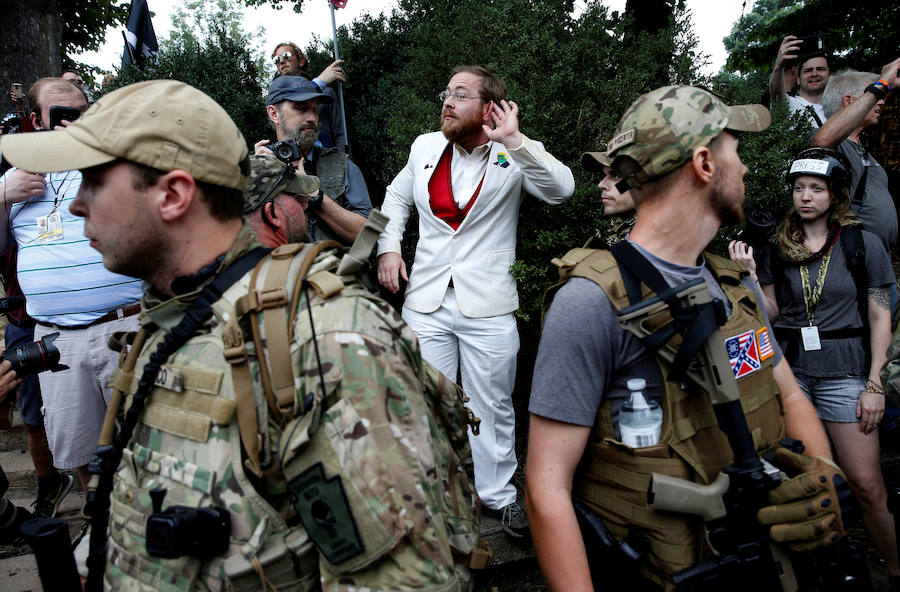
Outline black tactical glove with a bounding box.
[756,448,856,552]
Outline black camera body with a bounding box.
[268,139,301,163]
[0,297,25,315]
[146,489,231,559]
[1,332,68,375]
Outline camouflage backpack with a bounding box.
[222,214,491,585]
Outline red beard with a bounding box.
[441,107,483,144]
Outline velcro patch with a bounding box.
[288,462,363,565]
[725,329,762,379]
[608,128,636,153]
[757,327,774,361]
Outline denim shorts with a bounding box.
[793,374,865,423]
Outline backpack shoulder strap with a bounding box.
[840,225,869,343]
[234,241,342,422]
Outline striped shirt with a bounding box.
[1,169,143,325]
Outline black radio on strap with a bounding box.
[610,241,728,383]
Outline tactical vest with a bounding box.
[309,147,349,242]
[106,264,319,591]
[105,234,486,591]
[546,248,786,589]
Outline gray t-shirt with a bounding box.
[757,228,893,377]
[839,139,897,254]
[529,243,783,436]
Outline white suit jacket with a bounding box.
[378,132,575,318]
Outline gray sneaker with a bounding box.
[484,501,529,539]
[33,473,74,518]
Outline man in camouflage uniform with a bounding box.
[581,150,635,247]
[243,154,320,247]
[527,86,848,590]
[0,80,464,590]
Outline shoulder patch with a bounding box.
[757,327,774,361]
[288,462,364,565]
[725,329,762,379]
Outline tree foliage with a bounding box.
[724,0,900,74]
[106,0,270,151]
[63,1,131,71]
[301,0,706,368]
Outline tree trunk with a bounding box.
[623,0,674,88]
[0,0,63,117]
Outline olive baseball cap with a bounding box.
[607,86,770,189]
[243,155,319,214]
[0,80,250,191]
[581,151,612,172]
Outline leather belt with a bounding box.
[35,303,142,331]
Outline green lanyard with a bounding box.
[799,247,833,326]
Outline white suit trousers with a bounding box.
[402,288,519,509]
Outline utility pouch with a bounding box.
[224,530,319,592]
[278,396,402,574]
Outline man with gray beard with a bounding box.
[258,76,370,243]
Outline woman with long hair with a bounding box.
[730,147,899,577]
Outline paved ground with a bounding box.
[3,418,900,591]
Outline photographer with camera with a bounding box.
[255,76,370,244]
[0,78,143,495]
[271,41,348,153]
[769,35,831,128]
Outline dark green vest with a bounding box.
[310,147,349,242]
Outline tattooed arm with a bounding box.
[862,286,891,434]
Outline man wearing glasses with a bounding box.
[271,42,348,153]
[376,65,575,539]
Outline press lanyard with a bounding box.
[800,247,832,326]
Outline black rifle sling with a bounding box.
[610,241,727,382]
[85,246,270,592]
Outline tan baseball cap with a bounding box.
[0,80,250,190]
[607,86,770,189]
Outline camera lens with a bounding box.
[1,332,63,375]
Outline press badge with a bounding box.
[801,326,821,351]
[37,212,63,243]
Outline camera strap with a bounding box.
[85,246,270,592]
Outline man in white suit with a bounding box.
[377,65,575,538]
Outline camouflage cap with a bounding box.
[606,86,771,189]
[243,154,319,214]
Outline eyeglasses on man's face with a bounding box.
[438,90,485,103]
[274,51,294,65]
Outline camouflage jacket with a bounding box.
[583,215,636,249]
[107,224,460,591]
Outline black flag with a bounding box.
[122,0,159,68]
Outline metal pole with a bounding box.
[328,0,351,155]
